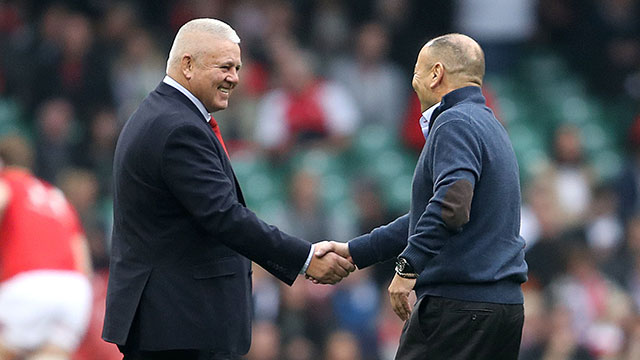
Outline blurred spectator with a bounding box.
[32,11,113,120]
[0,1,26,100]
[372,0,454,72]
[328,21,407,132]
[540,124,595,228]
[323,330,362,360]
[263,1,298,40]
[279,281,310,343]
[230,0,269,51]
[331,269,379,360]
[550,246,633,356]
[352,178,397,286]
[454,0,537,72]
[255,44,360,157]
[537,0,587,51]
[246,321,281,360]
[73,107,119,197]
[34,98,79,184]
[520,305,595,360]
[283,335,317,360]
[280,169,330,242]
[583,0,640,95]
[585,184,624,265]
[311,0,350,59]
[93,2,139,97]
[111,27,165,124]
[522,175,569,287]
[617,114,640,222]
[252,265,281,324]
[279,281,337,347]
[0,134,92,360]
[604,214,640,310]
[56,167,101,232]
[97,1,138,54]
[625,316,640,360]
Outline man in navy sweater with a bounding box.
[315,33,528,359]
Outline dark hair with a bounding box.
[0,134,34,169]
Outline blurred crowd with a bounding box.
[1,0,640,359]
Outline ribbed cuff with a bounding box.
[348,233,377,269]
[399,245,426,275]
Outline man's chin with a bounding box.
[209,102,228,113]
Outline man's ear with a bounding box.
[181,54,194,80]
[429,62,444,89]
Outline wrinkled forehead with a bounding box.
[199,38,241,62]
[415,45,434,70]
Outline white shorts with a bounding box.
[0,270,92,353]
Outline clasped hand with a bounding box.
[304,241,354,285]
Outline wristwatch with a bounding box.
[395,257,419,279]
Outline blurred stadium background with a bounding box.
[1,0,640,359]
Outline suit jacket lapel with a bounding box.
[156,81,247,207]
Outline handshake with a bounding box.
[304,241,354,285]
[303,240,418,321]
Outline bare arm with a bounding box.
[0,179,11,221]
[71,234,93,277]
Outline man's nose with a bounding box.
[226,68,239,84]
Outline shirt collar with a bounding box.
[419,101,440,130]
[162,75,211,122]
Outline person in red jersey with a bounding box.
[0,135,92,360]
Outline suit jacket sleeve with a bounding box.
[161,123,311,285]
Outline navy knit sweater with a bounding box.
[349,86,528,304]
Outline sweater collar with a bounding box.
[432,85,485,121]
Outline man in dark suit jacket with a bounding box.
[102,19,354,360]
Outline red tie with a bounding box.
[209,115,229,157]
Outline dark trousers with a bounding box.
[118,346,241,360]
[395,296,524,360]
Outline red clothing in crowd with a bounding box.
[0,168,83,281]
[402,86,502,152]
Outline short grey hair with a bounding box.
[425,33,485,85]
[166,18,241,73]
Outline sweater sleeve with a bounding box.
[400,119,481,274]
[348,214,409,269]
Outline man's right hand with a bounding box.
[306,241,354,284]
[305,245,355,284]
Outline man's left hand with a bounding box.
[388,274,417,321]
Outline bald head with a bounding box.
[166,18,240,74]
[422,33,485,86]
[412,33,485,111]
